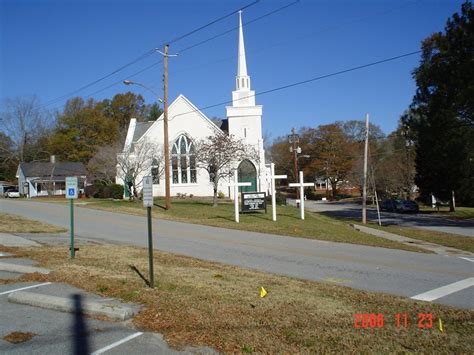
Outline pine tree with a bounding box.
[405,1,474,208]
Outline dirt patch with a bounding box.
[3,332,37,344]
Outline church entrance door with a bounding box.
[238,160,257,192]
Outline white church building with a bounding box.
[117,11,268,198]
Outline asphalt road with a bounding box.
[1,199,473,310]
[299,200,474,237]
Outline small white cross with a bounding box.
[225,169,251,223]
[259,163,287,221]
[288,171,314,220]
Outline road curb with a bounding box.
[0,261,50,274]
[8,291,137,320]
[350,224,473,255]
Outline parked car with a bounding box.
[5,188,20,198]
[380,199,419,213]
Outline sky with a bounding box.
[0,0,465,140]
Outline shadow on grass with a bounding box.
[207,215,235,222]
[153,203,167,211]
[277,213,303,221]
[129,264,151,287]
[241,212,270,221]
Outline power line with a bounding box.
[124,0,300,91]
[135,0,415,92]
[178,0,300,53]
[169,50,422,121]
[168,0,261,45]
[37,0,262,110]
[42,0,299,111]
[40,49,157,108]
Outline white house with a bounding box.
[117,11,268,198]
[17,158,87,198]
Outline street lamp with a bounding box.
[123,80,170,209]
[123,80,163,103]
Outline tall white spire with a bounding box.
[236,10,250,92]
[237,10,248,77]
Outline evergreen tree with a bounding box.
[404,1,474,208]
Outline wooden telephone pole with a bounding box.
[362,113,369,224]
[163,44,171,210]
[289,128,300,200]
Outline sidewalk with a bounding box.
[351,224,473,256]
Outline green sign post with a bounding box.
[66,176,78,258]
[142,176,154,288]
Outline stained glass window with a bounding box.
[171,135,196,184]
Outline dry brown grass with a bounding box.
[0,213,66,233]
[4,244,473,353]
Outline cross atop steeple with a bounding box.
[236,10,250,91]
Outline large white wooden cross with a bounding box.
[289,171,315,220]
[259,163,287,221]
[225,169,251,223]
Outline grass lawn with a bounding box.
[367,223,474,254]
[0,213,66,234]
[3,243,472,353]
[419,205,474,220]
[75,198,427,253]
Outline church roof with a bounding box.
[132,121,154,143]
[219,119,229,133]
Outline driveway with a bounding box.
[1,199,473,309]
[298,200,474,237]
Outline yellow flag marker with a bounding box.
[260,286,267,298]
[438,318,443,332]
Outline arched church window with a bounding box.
[241,78,245,88]
[151,158,160,184]
[171,135,197,184]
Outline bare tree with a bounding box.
[116,138,164,199]
[0,96,52,163]
[88,142,123,184]
[194,133,255,207]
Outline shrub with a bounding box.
[109,184,124,199]
[85,183,123,199]
[275,192,287,205]
[218,191,225,199]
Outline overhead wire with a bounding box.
[37,0,263,110]
[168,50,422,121]
[46,0,300,110]
[168,0,261,45]
[177,0,300,54]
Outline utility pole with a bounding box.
[288,128,300,201]
[163,45,171,210]
[362,113,369,224]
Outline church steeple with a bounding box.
[236,10,251,91]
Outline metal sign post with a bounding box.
[259,163,287,221]
[225,170,251,223]
[142,176,154,288]
[65,177,78,258]
[288,171,314,220]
